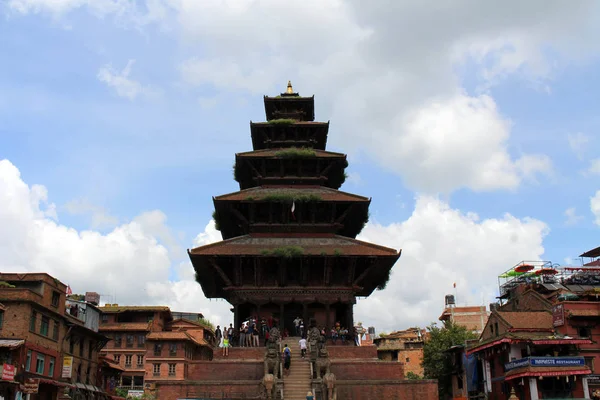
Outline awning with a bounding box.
[0,340,24,349]
[38,378,73,388]
[505,365,591,381]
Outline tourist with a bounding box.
[239,324,246,347]
[283,343,292,376]
[215,325,222,347]
[222,336,229,356]
[298,336,307,359]
[253,324,260,347]
[340,327,348,344]
[330,327,338,344]
[247,323,254,347]
[353,327,359,346]
[293,316,301,336]
[299,319,305,337]
[227,324,234,342]
[306,391,314,400]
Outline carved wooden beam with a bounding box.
[231,207,249,225]
[347,258,357,285]
[319,160,335,176]
[234,258,242,286]
[353,266,373,286]
[324,259,332,286]
[254,258,259,287]
[335,203,356,224]
[209,258,233,286]
[247,160,262,179]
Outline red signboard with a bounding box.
[553,304,565,327]
[0,364,15,381]
[21,378,39,394]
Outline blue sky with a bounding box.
[1,0,600,330]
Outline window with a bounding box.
[86,366,91,384]
[79,338,85,357]
[69,338,75,354]
[114,354,121,364]
[154,343,162,356]
[52,320,59,340]
[30,311,37,332]
[585,357,595,373]
[51,291,60,307]
[153,363,161,376]
[405,357,410,363]
[48,357,55,377]
[114,335,122,348]
[579,327,591,338]
[26,350,32,371]
[101,314,108,323]
[137,335,146,348]
[137,355,144,367]
[126,335,134,348]
[36,354,45,374]
[40,316,50,336]
[125,355,132,367]
[169,343,177,356]
[168,363,176,376]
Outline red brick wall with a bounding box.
[335,380,438,400]
[331,360,405,380]
[212,347,264,360]
[156,381,263,400]
[187,360,263,380]
[328,345,378,359]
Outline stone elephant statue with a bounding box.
[262,373,275,399]
[323,372,336,400]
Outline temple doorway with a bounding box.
[282,303,302,336]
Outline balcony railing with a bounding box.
[504,356,585,372]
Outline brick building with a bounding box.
[0,273,111,400]
[439,304,490,335]
[373,327,426,377]
[98,305,214,396]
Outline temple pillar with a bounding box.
[279,303,284,330]
[346,303,354,331]
[302,303,308,331]
[325,303,331,329]
[256,303,262,320]
[233,304,240,332]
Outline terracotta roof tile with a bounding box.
[214,186,369,202]
[99,306,170,313]
[236,149,344,158]
[189,234,400,257]
[99,322,151,332]
[147,331,209,347]
[496,311,553,329]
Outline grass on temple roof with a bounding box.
[333,249,343,256]
[261,246,304,258]
[267,118,297,125]
[274,147,317,158]
[212,210,221,231]
[246,193,322,203]
[377,268,392,291]
[0,281,15,288]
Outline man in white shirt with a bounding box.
[293,316,301,336]
[298,337,307,359]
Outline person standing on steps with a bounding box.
[298,336,307,359]
[306,391,314,400]
[282,343,292,376]
[222,336,229,356]
[293,316,301,336]
[215,325,222,348]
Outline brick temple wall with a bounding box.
[335,380,439,400]
[156,381,264,399]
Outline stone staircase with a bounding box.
[283,337,312,400]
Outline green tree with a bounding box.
[422,321,477,399]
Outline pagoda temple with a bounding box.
[189,82,401,334]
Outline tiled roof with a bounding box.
[100,306,170,313]
[99,322,151,331]
[147,331,209,347]
[496,311,552,329]
[236,149,344,158]
[467,331,592,354]
[214,186,369,202]
[189,234,399,257]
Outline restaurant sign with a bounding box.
[21,378,39,394]
[0,364,15,381]
[552,304,565,327]
[505,356,585,371]
[62,355,73,378]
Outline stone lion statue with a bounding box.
[264,347,280,376]
[315,347,331,378]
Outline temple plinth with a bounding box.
[189,83,401,335]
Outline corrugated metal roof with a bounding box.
[0,339,24,348]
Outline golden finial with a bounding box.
[286,81,294,94]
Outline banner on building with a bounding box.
[21,378,39,394]
[0,364,15,381]
[552,304,565,327]
[62,356,73,378]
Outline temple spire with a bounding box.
[286,80,293,94]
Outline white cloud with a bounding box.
[592,190,600,226]
[97,60,159,101]
[588,159,600,176]
[0,159,233,325]
[356,196,548,331]
[568,133,590,159]
[64,198,119,229]
[564,207,583,226]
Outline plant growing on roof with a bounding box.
[267,118,297,125]
[247,192,321,203]
[212,210,222,231]
[376,267,392,290]
[0,281,15,288]
[261,246,304,258]
[333,249,343,257]
[274,147,316,158]
[328,159,349,189]
[197,317,215,330]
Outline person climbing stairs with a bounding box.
[283,337,312,400]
